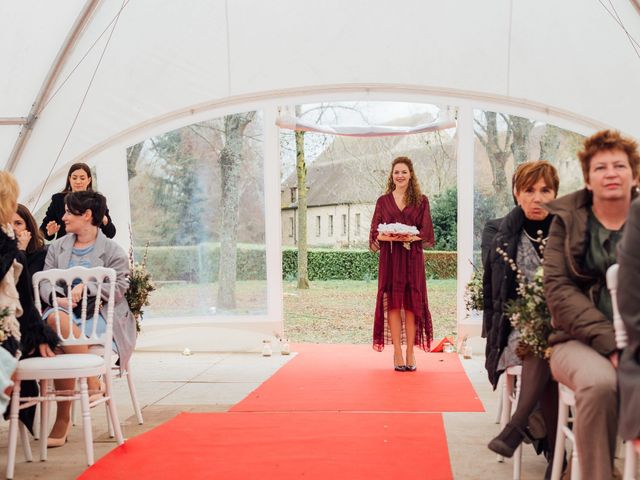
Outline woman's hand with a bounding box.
[102,215,108,226]
[610,351,619,368]
[46,220,60,236]
[16,231,31,250]
[38,343,55,358]
[71,283,84,304]
[56,297,75,309]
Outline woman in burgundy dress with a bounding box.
[369,156,435,371]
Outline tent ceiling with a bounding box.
[1,0,639,201]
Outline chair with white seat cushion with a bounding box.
[5,266,124,479]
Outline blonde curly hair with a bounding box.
[0,171,19,225]
[384,156,423,206]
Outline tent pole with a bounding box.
[5,0,101,173]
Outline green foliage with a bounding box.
[149,131,206,246]
[430,187,457,251]
[474,189,502,249]
[138,245,457,282]
[136,243,267,282]
[283,248,456,280]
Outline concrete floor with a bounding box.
[0,350,580,479]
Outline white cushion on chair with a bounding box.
[17,354,105,378]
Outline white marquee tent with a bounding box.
[1,0,639,351]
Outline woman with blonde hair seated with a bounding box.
[0,171,58,432]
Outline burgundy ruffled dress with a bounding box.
[369,193,435,352]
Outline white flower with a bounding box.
[377,223,419,235]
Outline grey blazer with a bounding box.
[41,230,137,368]
[618,196,640,440]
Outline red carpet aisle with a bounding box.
[80,344,484,479]
[79,412,452,480]
[232,344,484,413]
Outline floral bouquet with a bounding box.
[504,266,552,359]
[464,263,484,312]
[377,223,419,250]
[125,237,156,333]
[0,306,19,344]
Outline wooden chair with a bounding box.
[6,267,124,479]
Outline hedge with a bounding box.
[282,248,456,280]
[136,244,457,282]
[136,243,266,282]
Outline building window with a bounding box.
[290,187,297,203]
[355,213,361,235]
[289,217,295,237]
[328,215,334,236]
[316,216,321,236]
[342,214,347,236]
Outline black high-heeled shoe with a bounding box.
[487,422,526,457]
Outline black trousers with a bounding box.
[510,353,558,454]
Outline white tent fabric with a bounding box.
[1,0,639,351]
[1,0,639,202]
[276,115,456,137]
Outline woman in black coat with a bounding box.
[0,172,59,433]
[483,161,561,477]
[39,163,116,241]
[12,204,47,277]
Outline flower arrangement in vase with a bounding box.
[125,237,156,333]
[464,263,484,313]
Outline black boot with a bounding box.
[487,422,526,457]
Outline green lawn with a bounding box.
[283,279,457,344]
[144,279,458,345]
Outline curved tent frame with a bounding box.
[1,0,639,350]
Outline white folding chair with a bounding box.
[6,267,125,479]
[608,264,638,480]
[550,383,579,480]
[495,374,504,424]
[73,349,144,433]
[496,365,524,480]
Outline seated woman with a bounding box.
[0,171,58,432]
[617,196,640,452]
[544,129,638,479]
[485,161,560,475]
[13,204,47,277]
[40,190,135,447]
[39,162,116,241]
